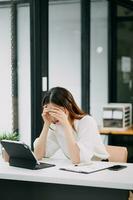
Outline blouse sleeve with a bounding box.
[76,115,108,162]
[33,129,60,158]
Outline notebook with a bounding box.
[59,162,116,174]
[0,140,55,170]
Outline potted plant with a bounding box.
[0,132,19,162]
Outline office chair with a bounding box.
[106,145,128,163]
[106,146,133,200]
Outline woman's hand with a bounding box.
[49,107,69,127]
[41,105,52,125]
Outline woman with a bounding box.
[34,87,109,164]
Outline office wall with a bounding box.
[90,0,108,129]
[49,1,81,107]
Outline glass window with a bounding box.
[0,2,31,146]
[117,5,133,17]
[0,5,12,133]
[17,3,31,146]
[116,5,133,115]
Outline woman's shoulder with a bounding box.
[80,114,96,123]
[74,114,99,134]
[75,114,97,128]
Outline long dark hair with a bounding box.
[42,87,87,130]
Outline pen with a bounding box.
[74,162,93,167]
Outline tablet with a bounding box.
[0,140,55,170]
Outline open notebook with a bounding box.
[59,162,117,174]
[1,140,55,170]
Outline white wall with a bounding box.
[49,1,81,107]
[90,1,108,128]
[17,5,31,146]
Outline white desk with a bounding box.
[0,158,132,200]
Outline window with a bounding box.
[0,4,12,133]
[0,1,31,146]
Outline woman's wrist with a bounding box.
[63,120,72,130]
[40,122,50,138]
[44,121,51,128]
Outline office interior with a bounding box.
[0,0,133,162]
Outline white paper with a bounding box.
[113,111,123,119]
[103,111,112,119]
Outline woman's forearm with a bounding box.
[34,123,49,160]
[64,124,80,164]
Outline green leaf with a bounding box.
[0,132,19,141]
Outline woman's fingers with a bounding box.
[49,108,64,115]
[42,105,68,125]
[49,112,59,119]
[49,110,67,122]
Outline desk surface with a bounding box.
[0,157,133,190]
[100,126,133,135]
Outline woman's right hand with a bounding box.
[41,105,52,126]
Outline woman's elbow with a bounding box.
[71,156,80,165]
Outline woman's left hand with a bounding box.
[49,107,69,127]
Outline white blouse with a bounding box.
[35,115,109,162]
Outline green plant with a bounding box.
[0,132,19,141]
